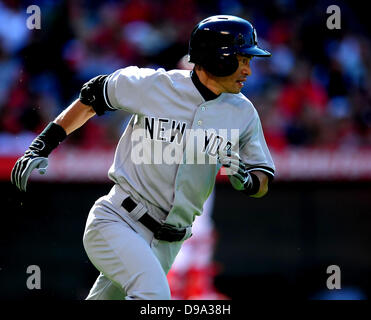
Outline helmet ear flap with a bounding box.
[203,54,239,77]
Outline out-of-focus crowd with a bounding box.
[0,0,370,155]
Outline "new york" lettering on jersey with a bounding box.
[145,117,187,144]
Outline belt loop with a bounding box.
[130,204,147,221]
[122,197,147,221]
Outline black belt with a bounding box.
[121,197,186,242]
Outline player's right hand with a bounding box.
[218,149,245,177]
[218,149,251,190]
[11,150,48,192]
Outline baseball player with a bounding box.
[11,15,275,300]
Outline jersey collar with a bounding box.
[191,69,220,101]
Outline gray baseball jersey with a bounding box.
[104,66,275,229]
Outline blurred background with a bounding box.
[0,0,370,300]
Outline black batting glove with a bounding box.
[11,149,48,192]
[11,122,66,192]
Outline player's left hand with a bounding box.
[11,150,48,192]
[218,150,251,190]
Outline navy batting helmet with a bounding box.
[189,15,271,77]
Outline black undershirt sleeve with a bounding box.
[79,75,116,116]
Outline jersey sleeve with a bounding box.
[104,66,162,115]
[239,108,275,180]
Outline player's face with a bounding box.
[215,55,252,94]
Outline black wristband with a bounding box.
[243,172,260,196]
[29,122,67,157]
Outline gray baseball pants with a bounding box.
[83,184,184,300]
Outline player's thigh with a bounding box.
[83,214,170,299]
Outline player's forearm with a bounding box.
[54,99,96,135]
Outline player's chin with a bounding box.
[225,83,243,94]
[231,87,242,94]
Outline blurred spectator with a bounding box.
[0,1,29,54]
[0,44,22,107]
[276,60,328,146]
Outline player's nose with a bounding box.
[241,65,251,76]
